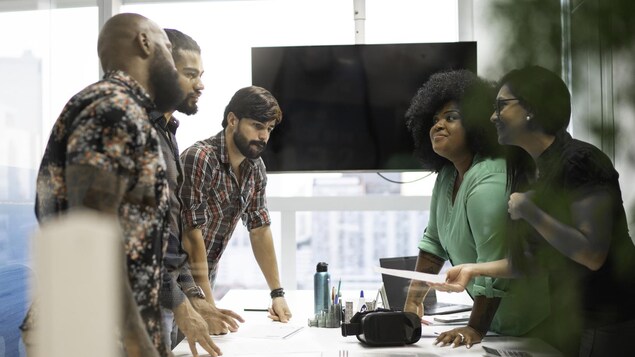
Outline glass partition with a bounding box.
[0,4,99,266]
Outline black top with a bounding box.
[529,131,635,328]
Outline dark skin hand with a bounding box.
[434,325,483,349]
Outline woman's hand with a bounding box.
[434,325,483,349]
[508,191,535,220]
[427,264,474,292]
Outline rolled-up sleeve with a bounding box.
[160,266,186,310]
[244,163,271,231]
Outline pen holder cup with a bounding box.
[308,304,342,328]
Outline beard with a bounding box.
[149,51,185,112]
[176,93,199,115]
[234,128,266,159]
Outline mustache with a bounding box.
[250,141,266,150]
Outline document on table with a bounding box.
[373,266,446,284]
[236,323,304,339]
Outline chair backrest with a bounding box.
[0,263,31,357]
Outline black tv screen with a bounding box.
[251,42,477,172]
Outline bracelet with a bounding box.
[270,287,285,299]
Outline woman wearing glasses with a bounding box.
[431,65,635,356]
[402,69,551,349]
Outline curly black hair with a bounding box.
[405,69,500,172]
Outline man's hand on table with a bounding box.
[268,296,292,323]
[191,298,245,334]
[173,299,222,357]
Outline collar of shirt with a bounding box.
[150,110,180,136]
[536,129,571,175]
[104,70,156,111]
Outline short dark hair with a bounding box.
[222,86,282,128]
[497,65,571,135]
[164,28,201,62]
[405,69,499,172]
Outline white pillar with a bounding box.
[97,0,121,77]
[458,0,474,41]
[353,0,366,44]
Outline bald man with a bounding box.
[22,13,220,357]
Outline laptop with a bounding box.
[378,256,472,315]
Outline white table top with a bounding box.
[173,289,561,357]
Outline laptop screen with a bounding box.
[378,256,437,311]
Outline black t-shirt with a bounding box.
[531,131,635,328]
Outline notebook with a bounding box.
[378,256,472,315]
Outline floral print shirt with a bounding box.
[34,70,170,356]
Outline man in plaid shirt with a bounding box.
[180,86,292,323]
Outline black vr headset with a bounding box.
[341,309,421,347]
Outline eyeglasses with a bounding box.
[493,98,519,117]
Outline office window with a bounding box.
[0,5,98,265]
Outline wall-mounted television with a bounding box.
[251,42,477,172]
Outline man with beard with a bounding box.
[151,29,244,352]
[180,86,292,323]
[22,13,220,357]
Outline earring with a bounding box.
[526,115,531,121]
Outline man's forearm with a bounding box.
[182,227,214,302]
[249,226,281,290]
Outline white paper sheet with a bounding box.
[373,266,447,284]
[236,323,304,339]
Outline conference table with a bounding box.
[173,289,562,357]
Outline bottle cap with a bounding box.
[316,262,328,272]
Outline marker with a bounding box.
[243,308,268,312]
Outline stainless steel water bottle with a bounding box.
[314,262,330,314]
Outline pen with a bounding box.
[244,308,269,312]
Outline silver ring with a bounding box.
[457,332,465,342]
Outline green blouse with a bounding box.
[419,156,551,336]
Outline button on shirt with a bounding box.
[34,70,170,356]
[180,130,271,284]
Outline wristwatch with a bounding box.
[185,285,206,300]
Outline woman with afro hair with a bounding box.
[403,70,551,349]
